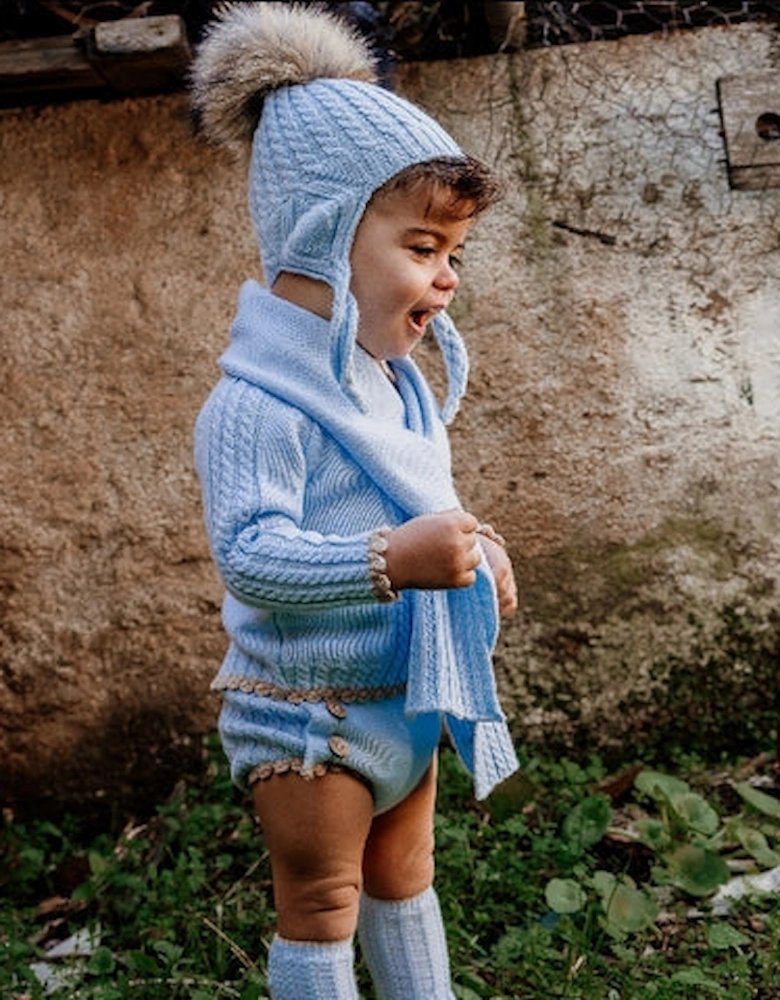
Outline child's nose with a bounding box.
[434,259,459,291]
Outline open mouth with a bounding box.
[409,308,436,333]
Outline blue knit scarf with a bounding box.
[218,282,518,798]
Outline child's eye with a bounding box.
[449,254,463,270]
[410,245,436,258]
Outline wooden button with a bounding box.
[328,735,350,758]
[326,698,348,720]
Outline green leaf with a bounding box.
[545,877,586,914]
[561,794,612,852]
[239,974,265,1000]
[151,939,184,967]
[601,882,658,938]
[670,968,724,992]
[124,950,159,976]
[671,793,720,836]
[591,871,657,937]
[591,870,617,899]
[454,970,494,998]
[708,922,749,951]
[86,946,116,976]
[735,783,780,820]
[634,817,671,852]
[635,771,691,804]
[499,816,529,838]
[493,926,529,967]
[88,850,111,878]
[453,987,484,1000]
[664,845,730,896]
[733,824,780,869]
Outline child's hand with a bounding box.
[384,510,481,591]
[479,536,518,618]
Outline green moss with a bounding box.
[617,604,780,767]
[524,515,747,624]
[511,517,778,766]
[506,53,554,259]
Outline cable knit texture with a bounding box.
[191,2,518,798]
[248,75,470,421]
[358,888,455,1000]
[196,288,518,798]
[267,935,359,1000]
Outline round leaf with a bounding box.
[665,845,730,897]
[562,794,612,851]
[591,870,617,902]
[708,923,749,951]
[545,877,586,914]
[672,793,720,836]
[602,882,658,937]
[735,824,780,869]
[635,771,691,805]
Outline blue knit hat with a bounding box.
[191,2,470,421]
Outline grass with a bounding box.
[2,737,780,999]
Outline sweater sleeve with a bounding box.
[194,375,380,609]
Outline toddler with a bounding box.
[191,4,519,998]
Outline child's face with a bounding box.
[349,186,474,361]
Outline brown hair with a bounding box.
[372,156,502,219]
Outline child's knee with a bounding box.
[362,834,435,900]
[277,869,363,941]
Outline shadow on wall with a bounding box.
[4,700,213,829]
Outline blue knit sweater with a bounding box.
[195,282,518,798]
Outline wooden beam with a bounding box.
[0,16,191,106]
[0,35,103,98]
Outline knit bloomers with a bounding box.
[215,680,443,815]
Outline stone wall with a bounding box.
[2,22,779,815]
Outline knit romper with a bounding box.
[199,323,443,814]
[196,286,518,805]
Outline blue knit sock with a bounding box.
[267,934,359,1000]
[357,887,456,1000]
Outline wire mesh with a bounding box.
[1,1,779,50]
[525,1,780,46]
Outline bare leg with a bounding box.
[362,757,438,900]
[253,769,375,999]
[253,769,375,941]
[358,757,456,1000]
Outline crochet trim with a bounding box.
[247,758,345,784]
[211,675,406,705]
[367,526,400,602]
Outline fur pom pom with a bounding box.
[191,1,378,145]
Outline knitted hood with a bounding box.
[191,1,470,422]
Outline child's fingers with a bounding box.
[455,510,480,535]
[497,575,518,617]
[478,535,518,617]
[383,510,481,590]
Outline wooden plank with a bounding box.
[0,35,103,95]
[0,16,190,104]
[718,71,780,190]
